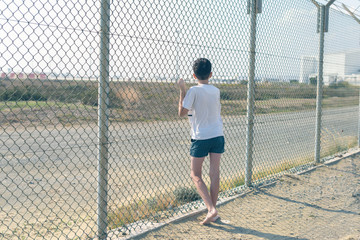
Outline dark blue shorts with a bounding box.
[190,136,225,158]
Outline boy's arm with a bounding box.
[178,79,189,117]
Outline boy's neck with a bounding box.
[198,79,209,85]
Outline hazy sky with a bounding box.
[1,0,359,80]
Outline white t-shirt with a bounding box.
[182,84,224,140]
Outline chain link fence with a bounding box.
[1,0,359,239]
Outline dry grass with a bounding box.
[217,129,357,193]
[107,186,201,231]
[321,128,358,158]
[113,85,140,108]
[1,79,358,125]
[108,194,177,230]
[219,175,245,192]
[221,96,358,116]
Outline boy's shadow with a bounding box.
[204,219,308,240]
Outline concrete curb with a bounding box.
[296,148,360,176]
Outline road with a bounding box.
[0,106,358,239]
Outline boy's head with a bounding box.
[192,58,212,80]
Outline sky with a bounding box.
[329,0,360,13]
[0,0,360,81]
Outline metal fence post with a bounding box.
[314,5,325,163]
[245,0,261,187]
[98,0,111,238]
[312,0,335,163]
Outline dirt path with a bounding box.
[135,152,360,240]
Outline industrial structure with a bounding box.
[300,48,360,85]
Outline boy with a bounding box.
[178,58,225,225]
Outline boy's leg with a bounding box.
[209,153,221,206]
[209,152,221,221]
[191,156,217,224]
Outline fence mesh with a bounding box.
[0,0,359,239]
[251,0,319,185]
[320,6,360,160]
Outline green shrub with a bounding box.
[173,187,201,204]
[220,92,245,101]
[240,80,248,85]
[324,84,358,98]
[0,86,47,101]
[255,89,279,100]
[329,81,350,89]
[80,89,98,106]
[296,85,317,98]
[310,77,317,85]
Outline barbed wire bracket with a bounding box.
[312,0,336,33]
[247,0,262,14]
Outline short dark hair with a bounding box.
[192,58,212,80]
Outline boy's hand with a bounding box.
[177,78,188,117]
[178,78,186,92]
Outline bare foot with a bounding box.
[211,215,220,222]
[201,209,217,225]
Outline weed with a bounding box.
[173,187,201,204]
[108,194,175,229]
[220,176,245,192]
[108,187,201,230]
[321,128,357,158]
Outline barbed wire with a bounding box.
[331,0,360,17]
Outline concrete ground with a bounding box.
[133,151,360,240]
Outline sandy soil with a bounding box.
[135,152,360,240]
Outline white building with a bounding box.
[299,56,317,84]
[300,49,360,86]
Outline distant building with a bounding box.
[0,72,47,80]
[299,49,360,86]
[28,73,37,79]
[344,74,360,85]
[299,56,317,84]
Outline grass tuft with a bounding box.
[321,128,357,158]
[108,186,201,230]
